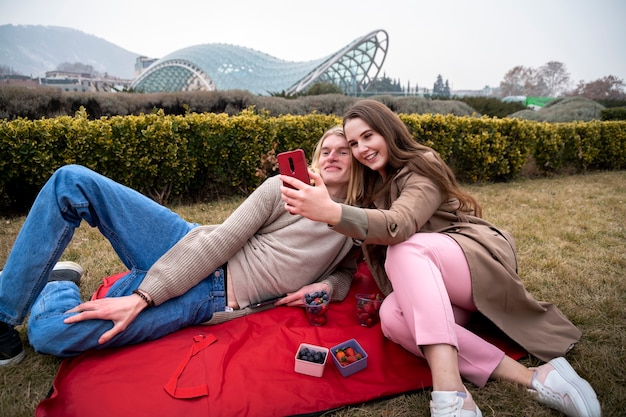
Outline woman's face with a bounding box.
[344,117,389,177]
[317,133,351,188]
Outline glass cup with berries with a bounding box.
[304,291,329,326]
[355,293,384,327]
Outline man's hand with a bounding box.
[64,293,149,345]
[276,282,330,307]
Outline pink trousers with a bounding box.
[380,232,505,387]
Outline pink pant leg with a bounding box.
[380,232,505,387]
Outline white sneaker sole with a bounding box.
[0,349,25,366]
[545,357,601,417]
[53,261,84,275]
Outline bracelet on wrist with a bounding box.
[132,290,155,307]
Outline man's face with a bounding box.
[318,134,351,188]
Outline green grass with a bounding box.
[1,171,625,417]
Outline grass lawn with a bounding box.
[1,171,625,417]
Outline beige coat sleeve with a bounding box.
[333,169,444,245]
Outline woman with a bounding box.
[1,126,356,362]
[280,101,600,417]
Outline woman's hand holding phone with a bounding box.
[280,170,342,226]
[277,149,310,189]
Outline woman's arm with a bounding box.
[280,171,343,225]
[283,170,443,246]
[342,172,442,245]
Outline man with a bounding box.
[1,126,355,363]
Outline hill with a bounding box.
[509,97,605,122]
[0,24,140,79]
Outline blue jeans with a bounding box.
[0,165,224,357]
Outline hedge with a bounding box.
[1,108,625,212]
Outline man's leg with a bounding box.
[27,268,224,357]
[1,165,194,363]
[0,164,194,326]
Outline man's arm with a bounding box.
[139,176,286,305]
[318,246,360,302]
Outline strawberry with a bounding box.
[363,302,377,314]
[334,345,364,366]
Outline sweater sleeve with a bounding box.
[317,246,360,302]
[139,177,284,305]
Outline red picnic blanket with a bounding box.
[36,263,526,417]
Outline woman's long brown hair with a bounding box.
[343,100,482,217]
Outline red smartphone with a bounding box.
[277,149,310,189]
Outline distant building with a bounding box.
[39,70,132,92]
[131,29,389,96]
[452,86,499,97]
[134,56,158,77]
[1,74,39,88]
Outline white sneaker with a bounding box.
[529,357,601,417]
[430,390,482,417]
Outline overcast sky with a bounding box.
[1,0,624,91]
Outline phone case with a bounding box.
[277,149,310,189]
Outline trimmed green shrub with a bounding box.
[600,107,626,121]
[1,108,625,213]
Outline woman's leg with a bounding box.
[382,232,504,387]
[380,292,506,388]
[383,233,601,417]
[0,165,194,326]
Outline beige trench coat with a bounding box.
[334,167,581,362]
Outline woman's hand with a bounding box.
[276,282,330,307]
[63,293,149,345]
[280,171,342,225]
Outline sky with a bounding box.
[1,0,625,91]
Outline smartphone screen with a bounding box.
[277,149,310,189]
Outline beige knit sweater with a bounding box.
[139,176,357,312]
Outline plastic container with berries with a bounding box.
[330,339,368,377]
[294,343,329,377]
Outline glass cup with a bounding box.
[355,293,383,327]
[305,300,329,326]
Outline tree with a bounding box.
[539,61,571,96]
[305,82,344,96]
[0,65,20,76]
[571,75,626,100]
[499,64,554,97]
[367,75,403,94]
[499,66,528,97]
[433,74,445,96]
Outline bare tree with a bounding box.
[571,75,626,100]
[539,61,571,96]
[500,62,570,97]
[0,65,20,76]
[499,66,534,97]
